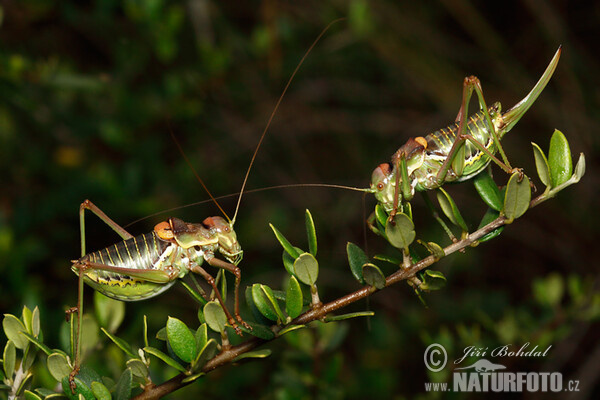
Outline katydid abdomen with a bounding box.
[74,232,184,301]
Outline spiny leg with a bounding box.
[436,76,520,185]
[68,261,87,393]
[191,264,242,336]
[80,199,134,257]
[206,257,251,331]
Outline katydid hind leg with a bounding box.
[191,264,243,336]
[80,199,134,257]
[207,257,252,330]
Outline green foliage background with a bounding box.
[0,1,598,398]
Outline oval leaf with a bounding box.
[203,301,228,333]
[548,129,572,187]
[24,390,42,400]
[477,208,504,243]
[420,270,447,291]
[362,263,386,289]
[293,253,319,286]
[503,173,531,222]
[195,324,208,351]
[233,349,272,362]
[126,359,149,380]
[113,368,132,400]
[346,242,367,284]
[47,352,71,381]
[285,276,303,319]
[166,317,197,363]
[532,142,550,187]
[436,188,468,231]
[251,284,278,321]
[270,224,301,258]
[3,340,16,378]
[3,314,29,349]
[143,346,186,373]
[261,285,285,324]
[385,213,416,249]
[90,382,111,400]
[473,169,503,211]
[101,328,136,358]
[94,291,125,333]
[305,209,318,256]
[192,339,218,370]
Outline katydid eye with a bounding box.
[377,182,384,191]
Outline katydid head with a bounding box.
[371,162,396,212]
[202,216,243,265]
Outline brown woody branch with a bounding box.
[131,212,511,400]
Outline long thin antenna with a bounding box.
[125,182,371,228]
[169,126,232,222]
[231,18,346,225]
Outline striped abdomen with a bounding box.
[426,105,500,180]
[75,232,178,301]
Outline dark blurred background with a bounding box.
[0,1,598,399]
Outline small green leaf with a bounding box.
[503,173,531,222]
[3,340,16,378]
[252,284,278,321]
[420,270,447,291]
[31,307,40,338]
[477,208,504,242]
[233,349,272,362]
[240,321,275,339]
[3,314,29,349]
[22,306,33,335]
[90,382,111,400]
[285,276,303,319]
[374,204,389,228]
[155,327,167,341]
[143,347,186,372]
[47,352,71,381]
[261,285,286,324]
[533,273,564,308]
[167,317,198,363]
[101,328,136,359]
[270,224,301,258]
[305,209,317,256]
[278,324,305,336]
[436,188,468,231]
[23,390,43,400]
[385,213,415,249]
[373,254,402,265]
[192,339,218,370]
[324,311,375,322]
[195,324,208,352]
[573,153,585,181]
[80,315,99,357]
[245,287,272,326]
[179,279,208,306]
[548,129,572,187]
[346,242,367,284]
[282,246,304,277]
[94,291,125,333]
[417,241,445,260]
[21,331,52,356]
[126,359,148,380]
[362,263,386,289]
[61,367,97,400]
[203,301,228,333]
[181,372,205,384]
[473,169,503,211]
[293,253,319,286]
[532,142,551,187]
[113,368,132,400]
